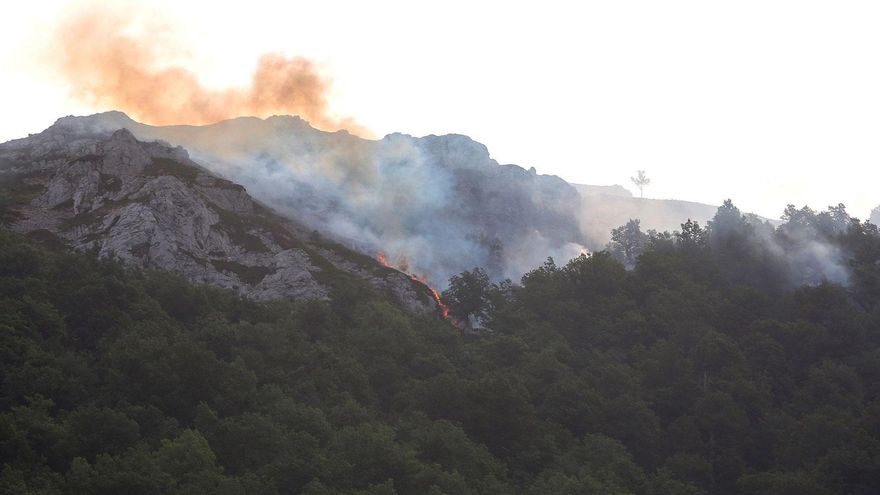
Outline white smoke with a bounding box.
[112,115,588,288]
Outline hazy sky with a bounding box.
[2,0,878,219]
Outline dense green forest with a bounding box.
[2,201,880,494]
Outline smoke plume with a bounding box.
[39,2,589,289]
[47,2,364,134]
[65,110,588,289]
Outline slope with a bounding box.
[574,183,722,247]
[46,112,588,287]
[0,121,441,314]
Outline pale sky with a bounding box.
[2,0,879,220]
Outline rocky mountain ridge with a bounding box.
[7,112,783,292]
[0,122,441,314]
[42,112,588,287]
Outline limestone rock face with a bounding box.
[35,112,589,287]
[0,121,441,314]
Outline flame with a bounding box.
[376,252,391,268]
[424,284,451,320]
[376,252,453,322]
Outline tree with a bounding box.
[631,170,651,198]
[676,219,707,248]
[442,267,492,326]
[609,219,648,268]
[707,199,754,252]
[815,204,850,237]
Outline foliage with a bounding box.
[608,219,649,267]
[631,170,651,198]
[441,267,492,325]
[2,199,880,494]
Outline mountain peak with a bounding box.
[53,110,138,133]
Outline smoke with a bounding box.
[707,202,852,288]
[773,205,853,287]
[216,129,588,288]
[46,2,365,134]
[39,0,589,289]
[108,115,588,289]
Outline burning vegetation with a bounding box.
[376,252,452,321]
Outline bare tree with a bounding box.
[631,170,650,198]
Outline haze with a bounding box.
[2,0,878,220]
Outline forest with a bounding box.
[2,200,880,494]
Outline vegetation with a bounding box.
[2,200,880,494]
[210,260,274,286]
[0,171,50,226]
[441,267,491,324]
[144,158,200,183]
[631,170,651,198]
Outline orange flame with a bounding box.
[424,284,451,320]
[376,252,453,322]
[376,252,391,268]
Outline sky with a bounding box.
[1,0,878,220]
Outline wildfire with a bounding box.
[376,252,452,321]
[425,284,451,319]
[376,252,391,268]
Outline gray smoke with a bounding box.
[708,201,853,287]
[44,113,867,290]
[225,130,589,287]
[52,112,587,288]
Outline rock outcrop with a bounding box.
[37,112,589,287]
[0,122,441,314]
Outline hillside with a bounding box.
[36,112,787,285]
[574,184,722,248]
[47,112,587,287]
[1,199,879,494]
[0,121,442,315]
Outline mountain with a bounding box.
[0,121,442,314]
[872,205,880,226]
[46,112,588,287]
[9,112,775,289]
[2,192,879,494]
[3,114,880,495]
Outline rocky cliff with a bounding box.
[10,112,772,288]
[44,112,588,287]
[0,122,441,314]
